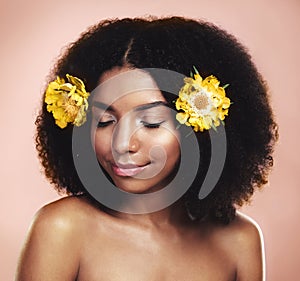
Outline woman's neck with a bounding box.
[102,198,192,230]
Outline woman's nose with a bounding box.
[112,117,139,155]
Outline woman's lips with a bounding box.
[112,163,148,177]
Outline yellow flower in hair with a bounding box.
[175,68,231,132]
[45,74,90,129]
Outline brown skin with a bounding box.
[91,68,181,195]
[16,195,264,281]
[16,67,264,280]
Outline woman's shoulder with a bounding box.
[36,194,95,217]
[205,211,265,279]
[224,211,262,233]
[16,195,102,280]
[32,195,108,232]
[208,211,263,250]
[228,212,263,249]
[25,196,92,246]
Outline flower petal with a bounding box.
[176,112,189,124]
[175,70,231,132]
[44,74,90,128]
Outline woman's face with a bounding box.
[91,67,180,194]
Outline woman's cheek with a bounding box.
[149,132,180,162]
[94,131,112,159]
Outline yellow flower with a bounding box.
[45,74,90,128]
[175,69,231,132]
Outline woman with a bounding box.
[16,16,278,281]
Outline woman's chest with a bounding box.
[77,229,236,281]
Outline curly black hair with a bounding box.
[35,16,278,224]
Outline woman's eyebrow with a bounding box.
[92,101,115,112]
[92,101,169,112]
[134,101,169,112]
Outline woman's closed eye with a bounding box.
[95,112,117,128]
[97,120,165,129]
[97,120,115,128]
[140,120,165,129]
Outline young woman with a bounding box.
[16,16,278,281]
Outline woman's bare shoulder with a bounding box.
[28,195,93,251]
[207,212,265,280]
[15,195,108,280]
[204,211,261,238]
[35,195,108,225]
[224,211,262,238]
[208,211,263,252]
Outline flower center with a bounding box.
[194,93,209,110]
[64,99,78,118]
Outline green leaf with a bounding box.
[192,65,199,75]
[223,83,230,89]
[211,122,217,132]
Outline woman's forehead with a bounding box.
[92,91,167,116]
[93,67,165,108]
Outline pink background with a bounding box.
[1,0,299,280]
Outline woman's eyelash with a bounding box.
[97,120,165,128]
[97,120,115,128]
[141,121,165,129]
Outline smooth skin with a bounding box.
[91,67,181,195]
[15,196,264,281]
[16,68,265,280]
